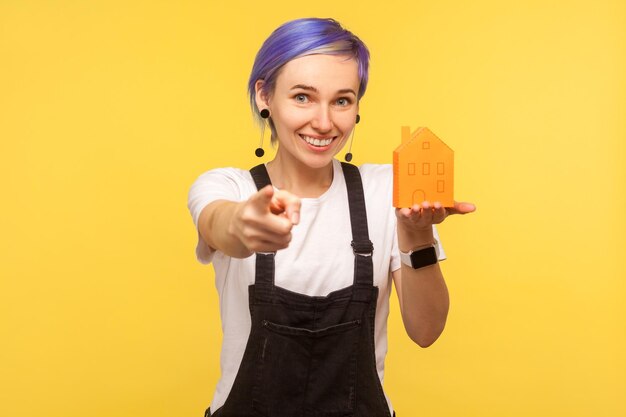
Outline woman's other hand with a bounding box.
[396,201,476,232]
[395,201,476,251]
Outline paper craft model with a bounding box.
[393,126,454,208]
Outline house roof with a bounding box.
[394,126,454,154]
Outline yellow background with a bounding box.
[1,1,624,416]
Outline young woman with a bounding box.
[188,17,475,417]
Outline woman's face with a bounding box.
[257,54,360,170]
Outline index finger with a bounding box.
[273,190,301,225]
[249,185,275,211]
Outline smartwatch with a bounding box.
[399,242,440,269]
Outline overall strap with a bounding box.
[250,163,272,189]
[340,162,374,287]
[249,164,276,286]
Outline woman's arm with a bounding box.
[197,185,301,258]
[392,201,475,347]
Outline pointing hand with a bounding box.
[232,185,302,253]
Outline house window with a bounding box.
[437,162,445,175]
[422,163,430,175]
[422,141,430,149]
[437,180,445,193]
[408,163,415,175]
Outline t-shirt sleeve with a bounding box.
[187,168,249,264]
[433,225,447,261]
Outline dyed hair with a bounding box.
[248,18,370,139]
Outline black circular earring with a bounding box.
[344,114,360,162]
[256,109,271,157]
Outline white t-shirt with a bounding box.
[187,159,446,413]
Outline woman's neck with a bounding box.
[266,153,334,198]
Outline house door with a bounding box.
[412,189,426,206]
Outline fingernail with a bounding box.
[292,212,300,224]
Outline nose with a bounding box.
[311,105,333,133]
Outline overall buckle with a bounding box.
[351,240,373,257]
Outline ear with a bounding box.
[254,79,270,111]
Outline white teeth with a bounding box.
[301,135,333,147]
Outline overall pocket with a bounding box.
[252,319,362,417]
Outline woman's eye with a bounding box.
[336,98,351,106]
[294,94,308,103]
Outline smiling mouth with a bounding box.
[299,134,336,147]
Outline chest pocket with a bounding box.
[252,319,362,416]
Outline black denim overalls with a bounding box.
[206,162,393,417]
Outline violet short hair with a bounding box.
[248,17,370,138]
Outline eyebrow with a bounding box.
[290,84,357,96]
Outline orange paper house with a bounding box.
[393,126,454,207]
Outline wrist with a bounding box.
[397,226,435,253]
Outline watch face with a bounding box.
[410,246,438,269]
